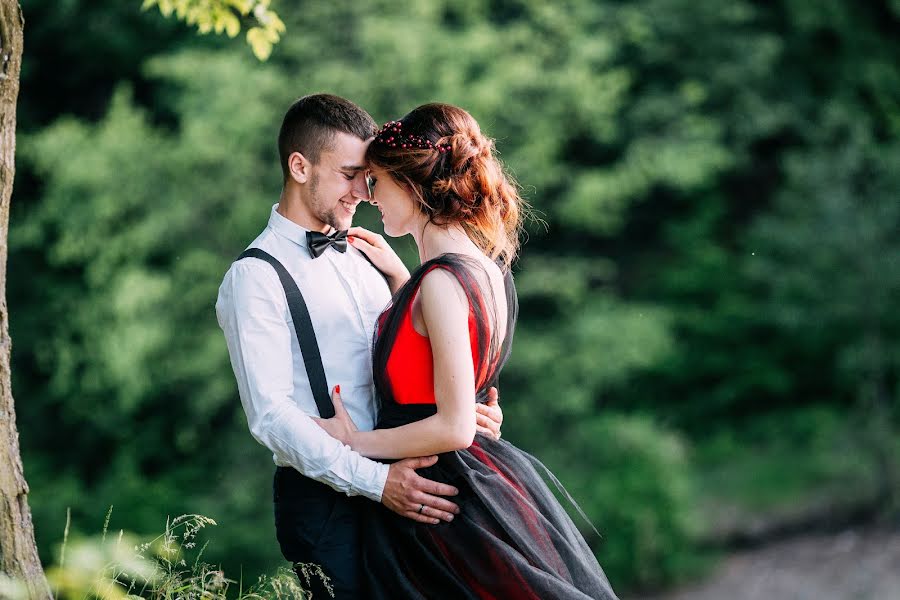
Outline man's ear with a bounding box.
[287,151,312,184]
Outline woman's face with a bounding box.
[367,167,420,237]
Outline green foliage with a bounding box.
[15,52,289,578]
[747,108,900,399]
[2,513,317,599]
[141,0,285,60]
[746,105,900,506]
[613,0,900,431]
[11,0,900,594]
[694,407,882,527]
[505,289,673,421]
[547,415,700,589]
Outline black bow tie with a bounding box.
[307,230,349,259]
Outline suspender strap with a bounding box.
[236,248,335,418]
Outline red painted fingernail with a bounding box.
[348,236,355,243]
[335,385,341,394]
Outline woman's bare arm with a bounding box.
[348,268,478,459]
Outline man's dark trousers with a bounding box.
[274,466,366,598]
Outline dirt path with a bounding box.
[632,527,900,600]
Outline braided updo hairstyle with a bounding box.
[367,103,525,269]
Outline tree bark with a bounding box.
[0,2,50,597]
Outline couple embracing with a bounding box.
[216,94,618,599]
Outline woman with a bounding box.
[314,103,618,599]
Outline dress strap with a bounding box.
[375,254,515,406]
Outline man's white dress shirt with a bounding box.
[216,205,392,501]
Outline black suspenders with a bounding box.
[236,248,335,418]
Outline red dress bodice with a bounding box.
[382,276,482,405]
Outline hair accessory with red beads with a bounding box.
[373,120,452,153]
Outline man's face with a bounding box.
[305,132,371,231]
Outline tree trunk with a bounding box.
[0,2,50,597]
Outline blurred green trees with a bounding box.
[11,0,899,593]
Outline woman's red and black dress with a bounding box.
[361,253,618,600]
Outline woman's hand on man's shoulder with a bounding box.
[347,226,410,292]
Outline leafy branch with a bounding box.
[141,0,285,60]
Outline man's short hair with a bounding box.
[278,94,377,180]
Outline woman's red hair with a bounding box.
[367,103,526,269]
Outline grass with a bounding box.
[3,509,331,600]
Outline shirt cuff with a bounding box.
[353,460,390,503]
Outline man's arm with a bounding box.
[216,260,457,521]
[217,261,387,497]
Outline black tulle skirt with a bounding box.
[361,406,618,599]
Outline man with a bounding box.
[216,94,503,598]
